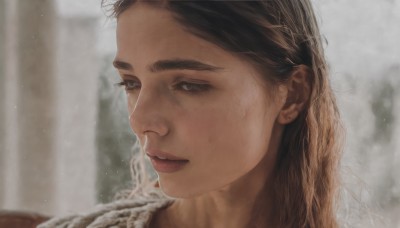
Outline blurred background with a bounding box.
[0,0,399,227]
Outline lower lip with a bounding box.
[149,156,189,173]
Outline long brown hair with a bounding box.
[103,1,344,227]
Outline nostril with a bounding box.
[128,111,170,137]
[127,93,170,137]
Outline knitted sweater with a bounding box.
[37,196,173,228]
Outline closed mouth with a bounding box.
[147,153,189,173]
[147,154,189,162]
[145,149,189,161]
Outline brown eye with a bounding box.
[175,81,211,93]
[116,80,141,91]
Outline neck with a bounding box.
[160,152,277,228]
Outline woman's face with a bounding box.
[115,4,286,198]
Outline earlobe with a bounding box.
[278,103,300,124]
[277,65,311,125]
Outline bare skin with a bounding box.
[115,3,310,228]
[150,123,282,228]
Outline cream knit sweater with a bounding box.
[37,195,173,228]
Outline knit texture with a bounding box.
[37,194,173,228]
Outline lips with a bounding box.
[146,149,188,161]
[146,149,189,173]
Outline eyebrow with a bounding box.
[113,58,224,73]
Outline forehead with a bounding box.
[115,3,248,73]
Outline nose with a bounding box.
[128,89,170,138]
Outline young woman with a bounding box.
[39,0,343,227]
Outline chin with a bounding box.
[158,179,205,199]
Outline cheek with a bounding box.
[180,94,273,171]
[126,93,140,133]
[162,102,273,198]
[126,94,147,146]
[126,93,136,115]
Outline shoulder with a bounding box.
[38,196,173,228]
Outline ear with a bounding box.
[277,65,311,124]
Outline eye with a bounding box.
[175,81,211,93]
[116,79,141,91]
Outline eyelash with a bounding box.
[116,80,141,90]
[116,79,211,94]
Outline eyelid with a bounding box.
[120,74,139,80]
[172,74,209,83]
[116,74,212,93]
[173,81,211,93]
[115,78,141,91]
